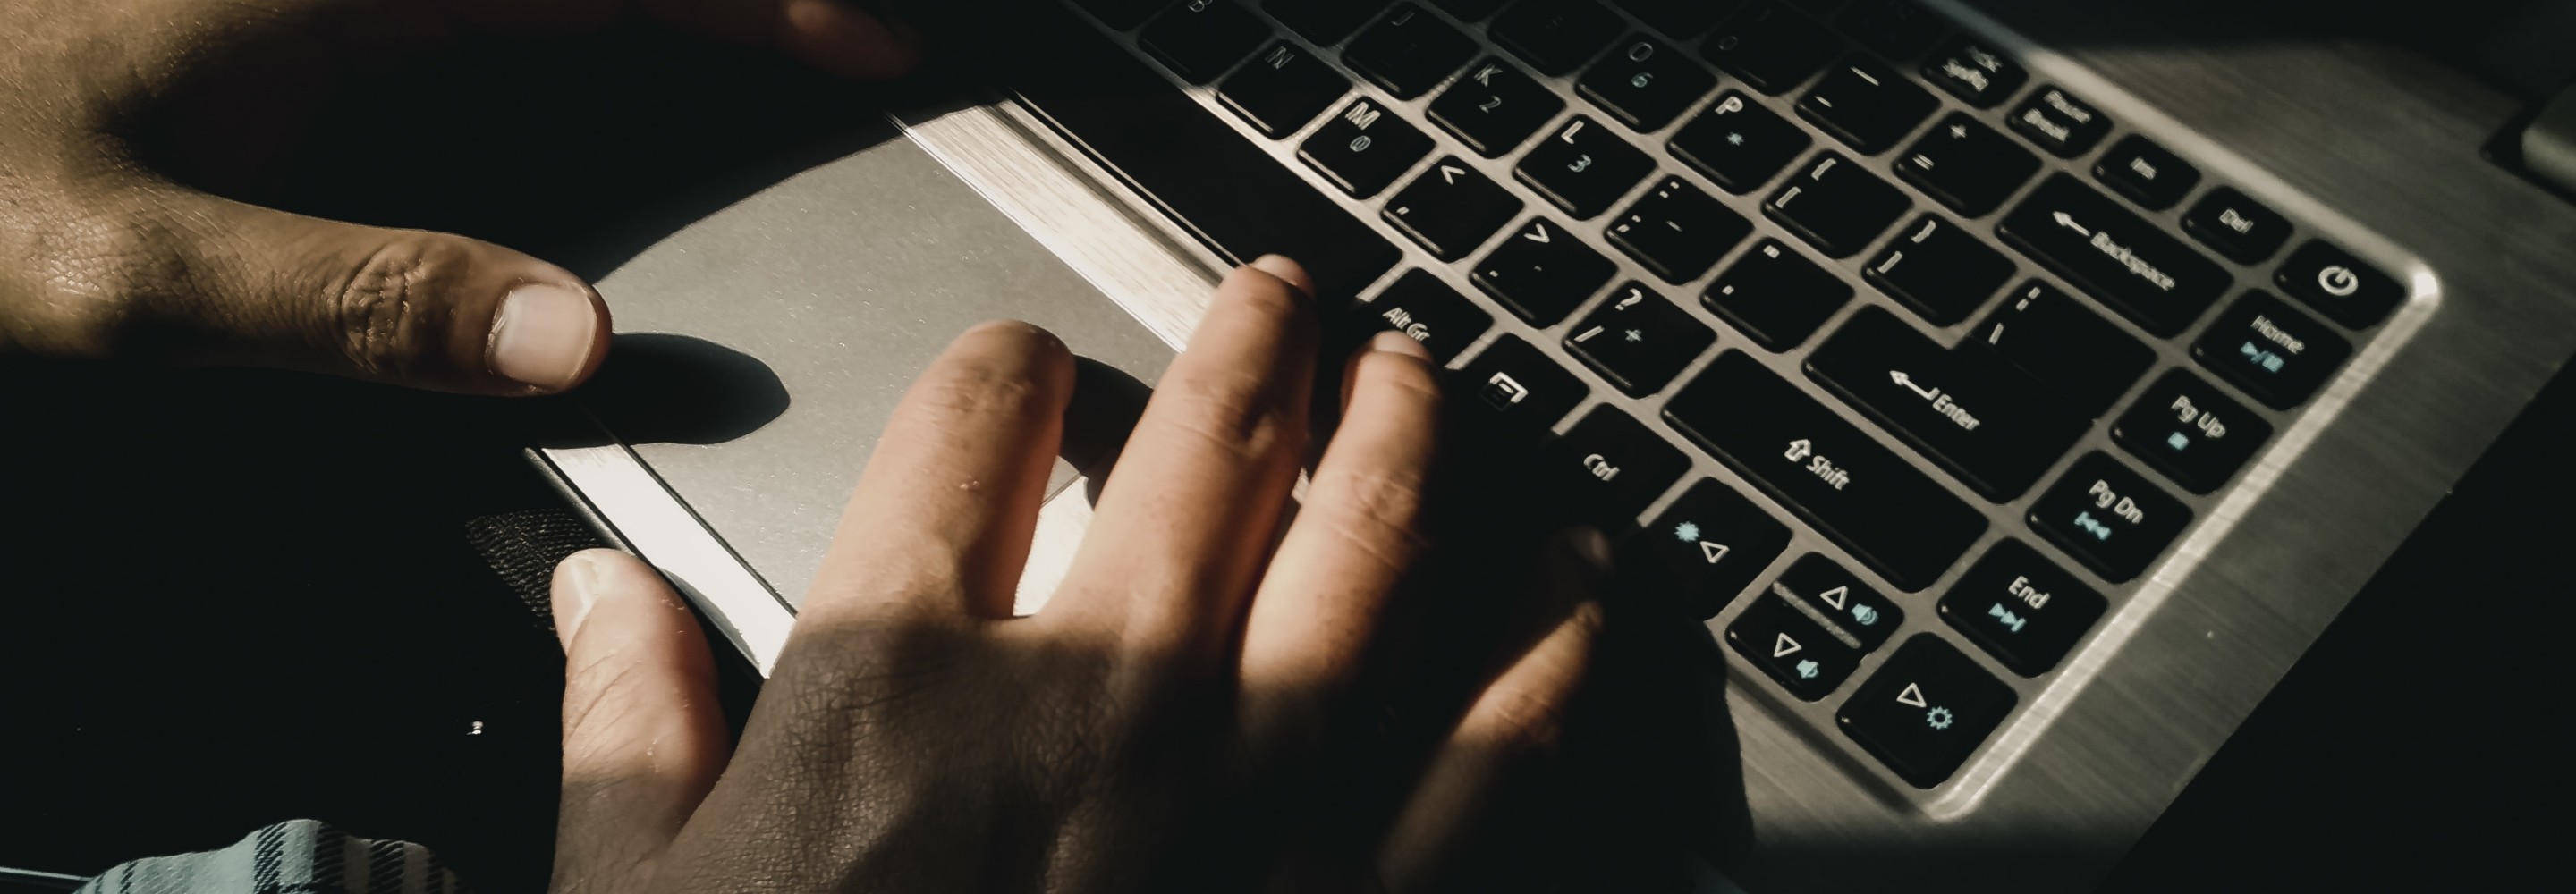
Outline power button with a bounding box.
[2275,240,2401,328]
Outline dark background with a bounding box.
[3,5,2571,891]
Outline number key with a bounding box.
[1428,58,1566,157]
[1516,115,1655,219]
[1578,36,1716,131]
[1343,4,1477,98]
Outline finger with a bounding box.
[1046,256,1318,654]
[801,320,1076,622]
[1377,530,1608,894]
[550,549,729,894]
[1237,331,1441,749]
[629,0,925,80]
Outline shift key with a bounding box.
[1665,351,1987,590]
[1998,174,2228,336]
[1806,308,2086,501]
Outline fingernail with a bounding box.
[1248,255,1312,296]
[488,283,600,392]
[552,551,606,647]
[1364,329,1435,361]
[1564,527,1614,579]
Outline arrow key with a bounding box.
[1771,554,1902,652]
[1838,634,2018,788]
[1384,157,1524,261]
[1726,592,1863,701]
[1630,478,1792,619]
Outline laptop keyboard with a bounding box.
[1003,0,2406,790]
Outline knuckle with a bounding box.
[900,355,1056,433]
[0,200,187,356]
[1471,681,1574,755]
[326,236,468,378]
[1156,367,1300,461]
[1308,466,1431,569]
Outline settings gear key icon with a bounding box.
[1924,706,1955,730]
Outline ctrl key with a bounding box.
[2028,452,2191,582]
[1838,634,2019,789]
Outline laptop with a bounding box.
[533,0,2576,888]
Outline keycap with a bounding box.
[1939,541,2106,677]
[1343,4,1477,98]
[1837,0,1945,60]
[2112,370,2272,493]
[1385,158,1523,260]
[1072,0,1175,29]
[1343,269,1496,363]
[1265,0,1393,44]
[1140,0,1274,83]
[1579,37,1716,131]
[1767,152,1911,258]
[1430,0,1507,20]
[1632,478,1791,618]
[1491,0,1626,75]
[1839,634,2018,787]
[1920,36,2025,108]
[1806,307,2088,500]
[1516,116,1656,219]
[1797,55,1938,155]
[1704,3,1843,95]
[1010,8,1400,301]
[1729,592,1863,700]
[2092,135,2199,211]
[1895,113,2039,217]
[1665,351,1987,589]
[1608,176,1753,283]
[1972,281,2154,418]
[2009,86,2110,157]
[1704,239,1852,350]
[2275,240,2402,328]
[1997,174,2229,336]
[1565,282,1716,395]
[1864,215,2014,325]
[1668,91,1812,194]
[2027,452,2190,581]
[2182,187,2292,265]
[2190,291,2350,409]
[1542,406,1692,524]
[1453,334,1589,438]
[1773,554,1903,651]
[1219,43,1352,138]
[1298,98,1435,198]
[1613,0,1741,39]
[1429,59,1566,157]
[1472,218,1617,325]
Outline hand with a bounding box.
[0,0,919,393]
[541,257,1606,891]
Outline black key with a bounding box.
[2008,86,2111,157]
[1773,554,1903,651]
[1806,307,2088,500]
[1940,541,2107,677]
[2190,291,2351,409]
[1665,351,1988,589]
[1343,4,1477,98]
[1385,158,1522,260]
[1265,0,1393,44]
[1766,152,1910,257]
[1010,9,1399,301]
[1542,406,1692,525]
[1608,176,1753,283]
[2275,240,2402,328]
[2112,370,2272,493]
[1472,218,1618,325]
[1837,0,1945,60]
[1454,334,1589,437]
[1516,116,1656,219]
[1704,239,1852,350]
[1140,0,1274,83]
[1705,3,1843,95]
[1728,592,1863,700]
[2093,135,2199,211]
[1839,634,2019,787]
[1429,59,1566,157]
[1565,282,1717,395]
[1492,0,1626,75]
[1614,0,1741,39]
[1298,98,1434,198]
[1219,43,1352,137]
[1894,114,2039,217]
[1920,36,2025,108]
[1346,269,1495,361]
[1669,91,1812,194]
[1972,281,2154,418]
[1430,0,1508,20]
[1633,478,1791,618]
[1864,215,2014,325]
[2182,187,2292,265]
[2027,452,2190,582]
[1997,174,2229,336]
[1578,36,1716,131]
[1797,55,1937,155]
[1073,0,1175,29]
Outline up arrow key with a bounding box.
[1773,633,1802,658]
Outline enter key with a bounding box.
[1806,307,2088,501]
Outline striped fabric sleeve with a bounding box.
[72,820,470,894]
